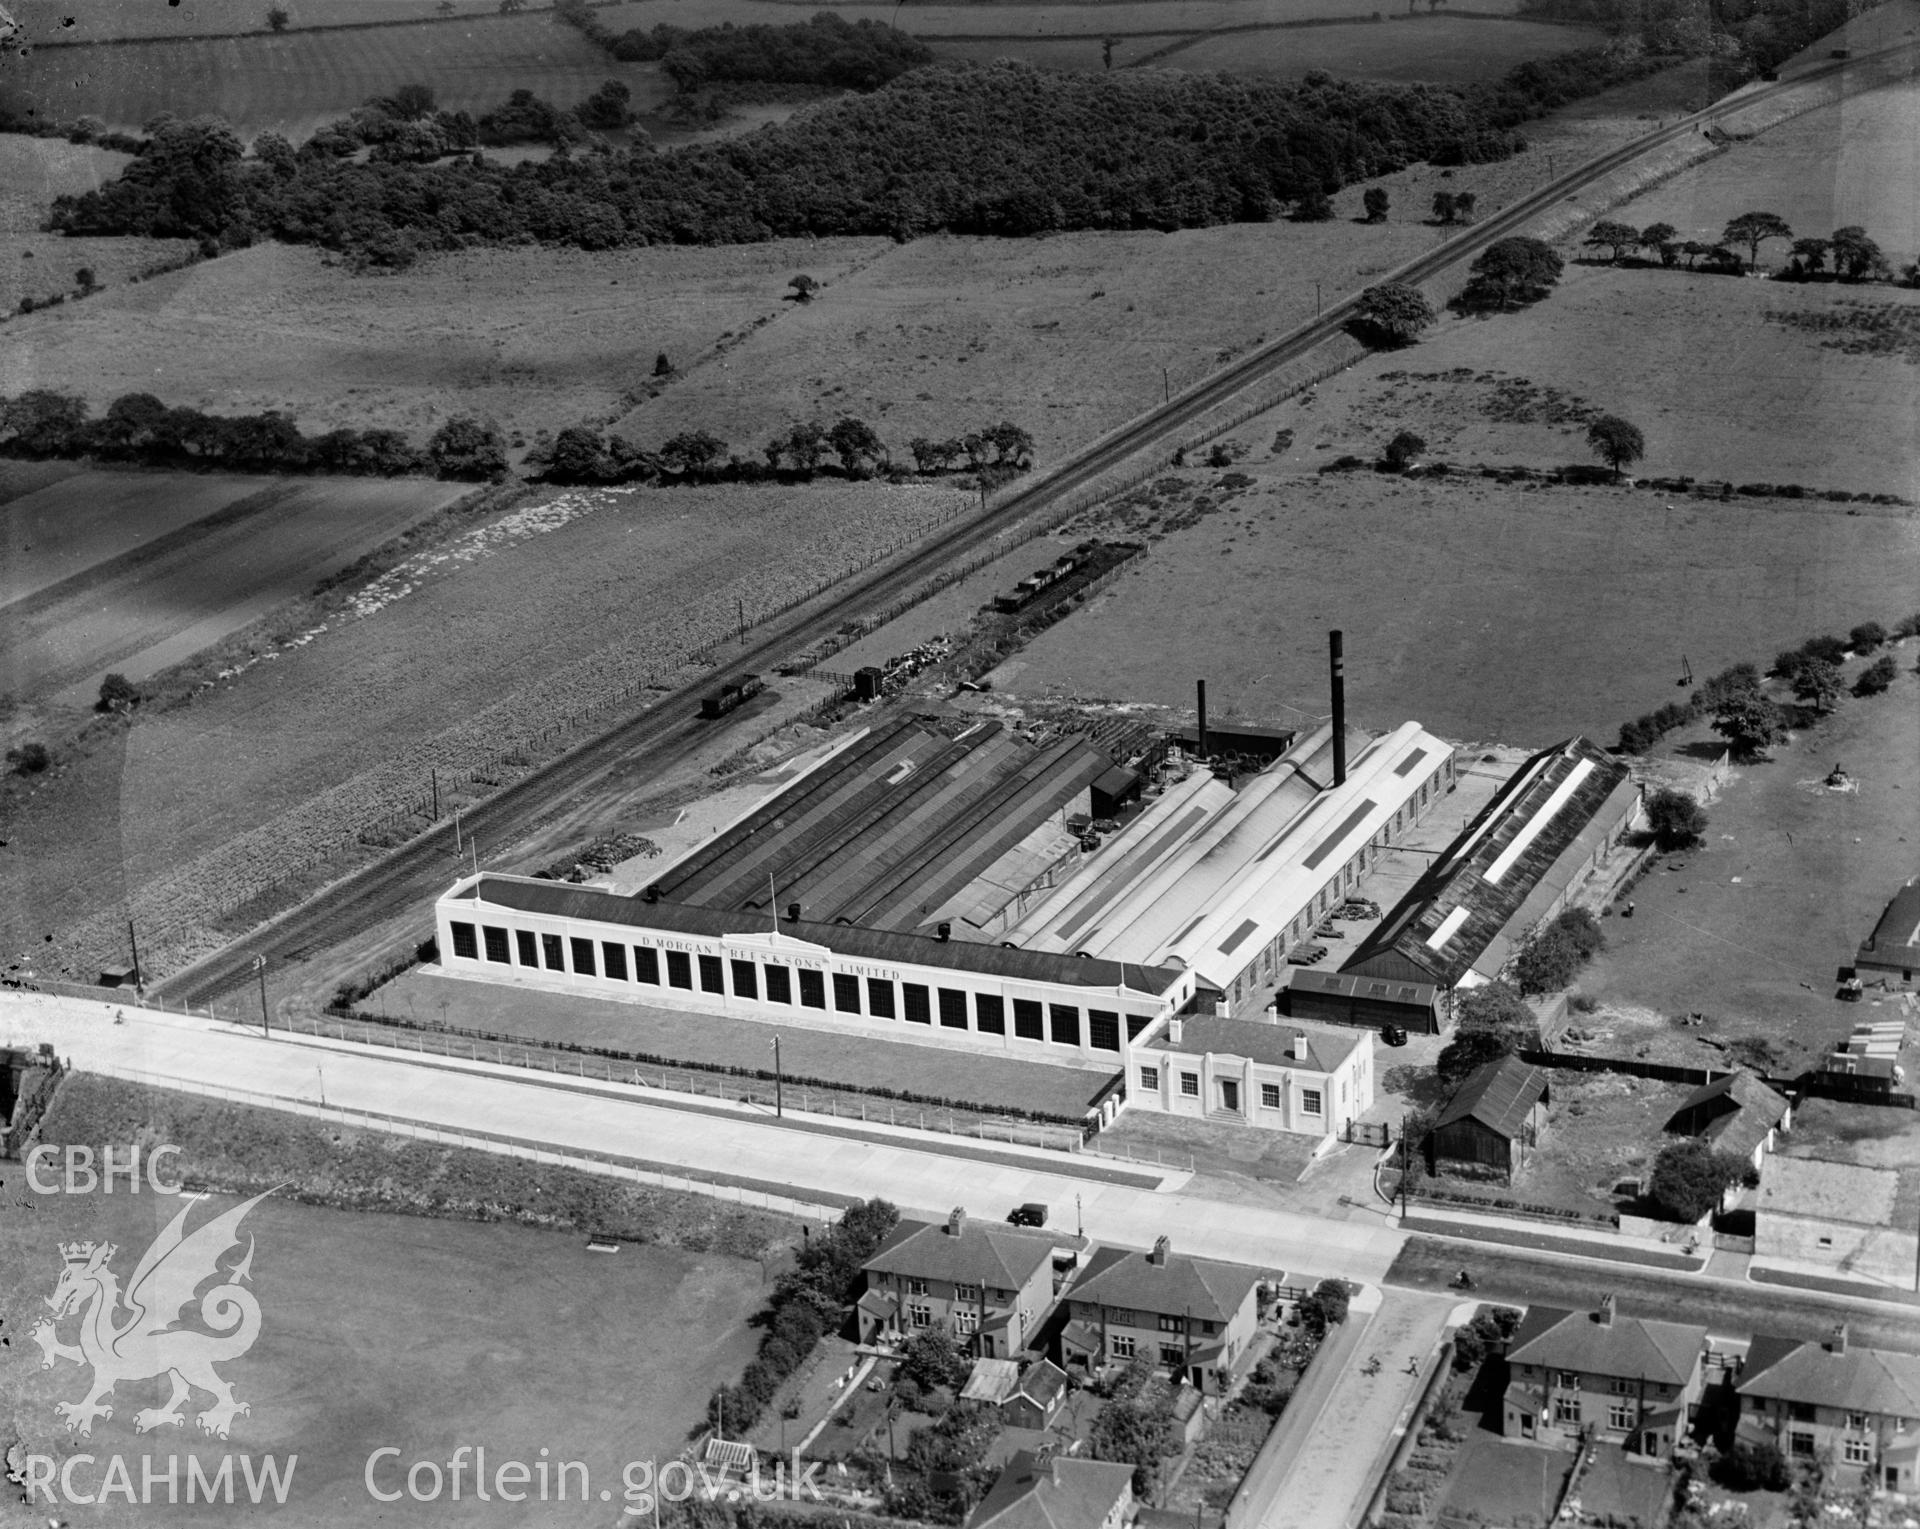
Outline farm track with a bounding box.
[152,42,1916,1007]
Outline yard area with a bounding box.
[370,966,1121,1120]
[1434,1429,1575,1529]
[1097,1107,1322,1183]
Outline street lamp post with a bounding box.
[773,1034,784,1118]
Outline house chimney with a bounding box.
[786,902,801,923]
[1829,1323,1848,1355]
[1329,630,1346,787]
[946,1206,967,1236]
[643,883,662,904]
[1597,1293,1616,1328]
[1196,679,1209,759]
[937,921,952,942]
[1169,1017,1183,1045]
[1148,1235,1171,1266]
[1291,1030,1308,1061]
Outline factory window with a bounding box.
[698,955,725,994]
[765,965,792,1005]
[1140,1066,1159,1091]
[483,926,511,964]
[666,951,692,989]
[1049,1005,1080,1046]
[1180,1072,1199,1097]
[1127,1014,1153,1040]
[938,988,969,1028]
[1088,1010,1120,1051]
[516,929,538,966]
[868,978,897,1019]
[975,994,1006,1034]
[542,934,565,971]
[1301,1089,1323,1116]
[1261,1083,1281,1109]
[834,973,862,1013]
[602,942,628,981]
[902,983,932,1024]
[731,960,758,1000]
[450,922,478,960]
[1013,999,1044,1041]
[798,969,826,1009]
[636,946,661,985]
[570,938,596,977]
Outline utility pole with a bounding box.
[773,1034,784,1119]
[253,954,270,1037]
[127,919,143,998]
[453,807,462,860]
[431,769,439,820]
[738,596,746,643]
[1314,280,1322,318]
[1163,366,1170,402]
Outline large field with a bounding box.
[0,1188,768,1528]
[2,470,469,709]
[1154,14,1604,85]
[988,468,1920,745]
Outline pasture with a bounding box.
[1,471,468,709]
[990,467,1920,745]
[5,0,563,46]
[0,1184,768,1528]
[1156,15,1605,86]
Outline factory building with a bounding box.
[435,874,1191,1072]
[1006,719,1458,1020]
[1342,736,1639,992]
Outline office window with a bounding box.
[1089,1010,1120,1051]
[976,993,1006,1034]
[903,983,931,1024]
[516,929,538,966]
[542,933,565,971]
[483,926,511,964]
[1013,999,1044,1040]
[833,973,862,1013]
[938,988,969,1029]
[1160,1345,1186,1368]
[1555,1397,1581,1425]
[799,969,826,1009]
[1180,1073,1200,1097]
[1608,1402,1636,1431]
[1127,1013,1153,1039]
[1261,1083,1281,1109]
[570,937,596,977]
[765,964,792,1005]
[910,1305,932,1329]
[1140,1066,1160,1091]
[1302,1089,1323,1115]
[698,954,724,993]
[602,942,628,981]
[868,978,897,1019]
[1844,1438,1873,1465]
[1111,1334,1137,1360]
[450,921,478,960]
[1049,1004,1080,1046]
[731,959,758,1000]
[666,950,692,988]
[635,946,660,984]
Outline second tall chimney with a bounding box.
[1196,678,1209,759]
[1329,630,1347,787]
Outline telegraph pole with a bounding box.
[772,1034,784,1118]
[431,769,439,820]
[127,919,144,998]
[253,954,270,1037]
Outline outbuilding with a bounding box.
[1429,1055,1550,1184]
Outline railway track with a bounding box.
[153,43,1914,1008]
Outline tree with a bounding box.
[1431,191,1457,225]
[426,415,507,480]
[899,1329,969,1393]
[786,274,818,303]
[266,6,290,31]
[826,415,884,475]
[1382,430,1426,470]
[658,428,727,477]
[6,741,51,775]
[1788,236,1830,274]
[1585,414,1645,478]
[1457,237,1562,312]
[1351,282,1435,348]
[1437,1026,1515,1085]
[1854,653,1898,696]
[74,267,98,293]
[1831,226,1889,282]
[1293,189,1334,222]
[1714,1441,1790,1492]
[576,79,635,130]
[1452,192,1475,224]
[1639,222,1679,266]
[1514,924,1584,995]
[96,673,140,712]
[1711,690,1788,759]
[1362,187,1389,223]
[1088,1359,1175,1496]
[1721,211,1792,271]
[1583,220,1639,263]
[1848,620,1886,652]
[384,82,438,120]
[546,425,612,482]
[1455,979,1537,1042]
[498,0,525,10]
[1645,787,1708,850]
[1648,1138,1740,1222]
[251,130,298,175]
[1791,657,1843,715]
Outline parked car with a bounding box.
[1382,1026,1409,1048]
[1007,1202,1049,1227]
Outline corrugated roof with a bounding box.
[1506,1304,1706,1387]
[1344,738,1635,988]
[1066,1242,1263,1325]
[1286,969,1439,1008]
[967,1452,1134,1529]
[1740,1335,1920,1416]
[451,876,1184,994]
[1433,1054,1548,1140]
[864,1218,1056,1289]
[1149,1016,1365,1074]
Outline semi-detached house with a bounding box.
[860,1209,1056,1360]
[1502,1296,1707,1456]
[1738,1324,1920,1490]
[1059,1236,1263,1396]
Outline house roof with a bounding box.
[1148,1016,1366,1075]
[1676,1070,1787,1123]
[1672,1071,1789,1160]
[1758,1155,1899,1225]
[1016,1360,1070,1412]
[1506,1305,1706,1387]
[968,1452,1134,1529]
[1066,1243,1262,1325]
[962,1358,1023,1405]
[1433,1055,1549,1141]
[1343,737,1635,988]
[447,874,1184,995]
[863,1218,1055,1290]
[1857,877,1920,967]
[1740,1335,1920,1417]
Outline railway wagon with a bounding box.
[699,675,766,719]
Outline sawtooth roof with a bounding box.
[1433,1054,1549,1140]
[1506,1304,1706,1387]
[967,1452,1134,1529]
[863,1218,1055,1290]
[1741,1335,1920,1417]
[1066,1242,1263,1325]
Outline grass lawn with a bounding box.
[1437,1429,1574,1529]
[0,1189,769,1527]
[1501,1074,1695,1215]
[1575,1442,1674,1527]
[372,967,1121,1119]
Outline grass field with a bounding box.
[6,0,565,46]
[991,467,1920,745]
[2,470,469,709]
[1158,15,1604,85]
[1,1188,769,1528]
[1579,659,1920,1071]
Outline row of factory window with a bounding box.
[447,920,1138,1050]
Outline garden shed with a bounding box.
[1429,1055,1550,1184]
